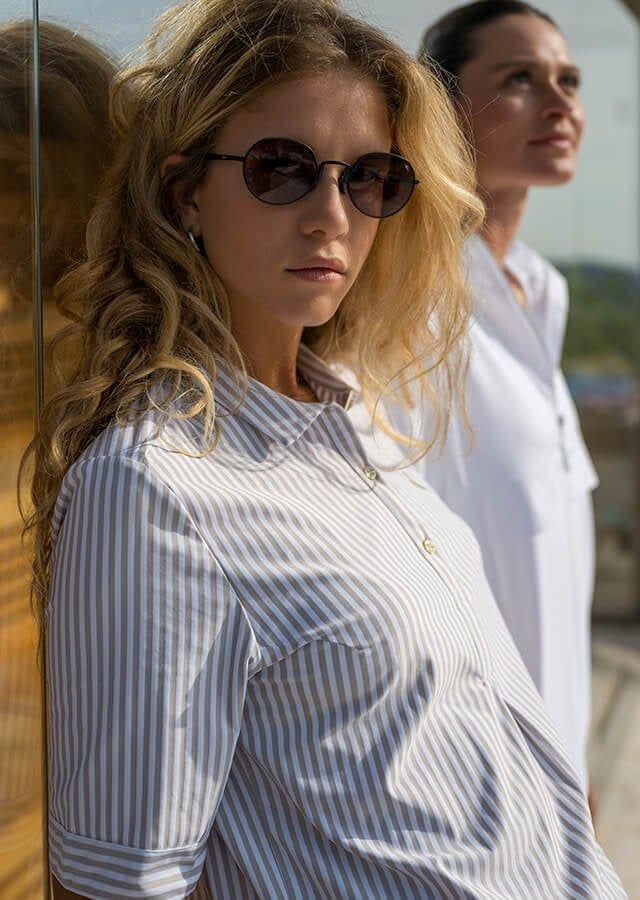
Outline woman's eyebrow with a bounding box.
[489,58,581,76]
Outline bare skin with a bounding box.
[456,13,584,267]
[162,69,389,402]
[51,877,85,899]
[51,71,393,899]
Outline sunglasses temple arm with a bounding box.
[204,153,245,162]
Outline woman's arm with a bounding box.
[47,452,257,898]
[51,875,89,899]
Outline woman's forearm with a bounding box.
[51,875,90,900]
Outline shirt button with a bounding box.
[363,465,378,481]
[422,538,437,555]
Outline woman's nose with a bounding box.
[298,164,350,236]
[540,80,576,117]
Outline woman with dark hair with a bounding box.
[24,0,624,897]
[392,0,598,801]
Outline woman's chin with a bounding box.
[274,291,344,329]
[268,302,341,330]
[528,162,577,187]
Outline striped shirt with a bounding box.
[47,344,626,899]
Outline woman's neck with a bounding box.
[231,310,316,402]
[478,185,528,265]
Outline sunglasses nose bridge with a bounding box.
[316,159,350,195]
[337,167,350,195]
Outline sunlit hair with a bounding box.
[20,0,483,653]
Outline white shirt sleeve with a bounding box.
[46,450,259,898]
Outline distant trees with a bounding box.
[558,262,638,372]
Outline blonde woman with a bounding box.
[22,1,624,898]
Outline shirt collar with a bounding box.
[466,233,568,368]
[214,342,357,446]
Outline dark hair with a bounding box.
[418,1,557,94]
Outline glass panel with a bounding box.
[33,3,176,897]
[0,3,176,895]
[0,3,47,899]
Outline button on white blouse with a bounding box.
[385,234,599,789]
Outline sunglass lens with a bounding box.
[244,138,316,204]
[346,153,416,218]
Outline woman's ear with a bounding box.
[160,152,201,235]
[160,152,187,180]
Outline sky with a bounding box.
[6,0,640,268]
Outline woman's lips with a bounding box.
[529,136,573,149]
[286,267,345,282]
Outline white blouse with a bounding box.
[386,234,599,788]
[46,345,622,898]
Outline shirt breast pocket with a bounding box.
[243,637,390,765]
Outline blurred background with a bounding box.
[0,0,638,897]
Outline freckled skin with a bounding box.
[190,70,391,334]
[456,14,585,194]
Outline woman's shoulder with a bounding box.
[51,406,218,542]
[67,394,218,470]
[465,233,565,287]
[507,238,567,289]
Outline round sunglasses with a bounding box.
[204,137,419,219]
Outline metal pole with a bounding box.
[635,11,640,620]
[30,0,50,895]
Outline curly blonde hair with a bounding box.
[20,0,482,655]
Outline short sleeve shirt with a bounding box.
[46,344,626,899]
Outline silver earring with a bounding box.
[187,229,203,254]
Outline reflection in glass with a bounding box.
[1,13,116,897]
[0,13,45,900]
